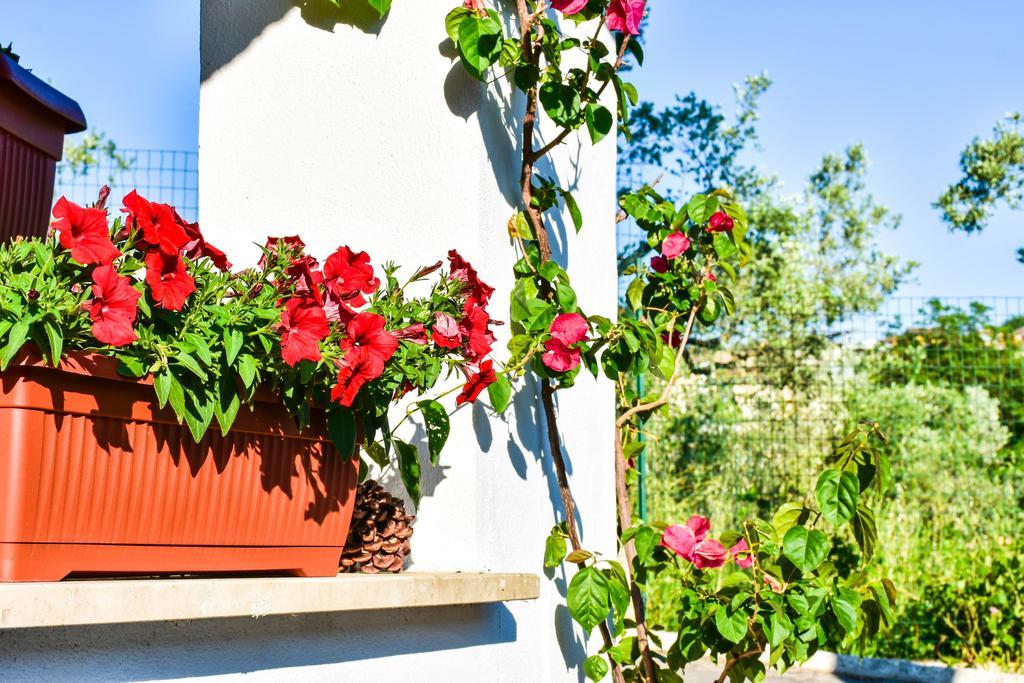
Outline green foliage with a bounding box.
[935,113,1024,261]
[58,131,135,184]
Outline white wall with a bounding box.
[0,2,619,680]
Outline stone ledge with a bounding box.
[0,572,541,629]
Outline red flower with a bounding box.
[431,312,463,349]
[706,210,735,233]
[394,323,428,345]
[341,312,399,364]
[551,0,588,14]
[145,250,196,311]
[448,250,494,305]
[692,538,729,569]
[457,359,497,406]
[661,232,690,259]
[730,538,753,569]
[324,246,379,308]
[650,255,669,273]
[606,0,646,35]
[122,191,189,256]
[82,265,141,347]
[331,346,386,407]
[660,515,710,561]
[173,209,230,271]
[542,313,589,373]
[51,197,120,265]
[279,296,330,366]
[460,298,495,362]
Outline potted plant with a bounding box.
[0,189,499,581]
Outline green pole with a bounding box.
[635,257,647,522]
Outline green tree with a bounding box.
[935,113,1024,263]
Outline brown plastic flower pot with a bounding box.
[0,53,87,242]
[0,352,358,582]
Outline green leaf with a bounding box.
[223,328,244,366]
[539,82,582,127]
[555,280,577,312]
[544,528,567,568]
[832,589,861,634]
[43,321,63,366]
[365,0,391,18]
[393,439,422,507]
[213,372,241,436]
[567,566,610,635]
[632,525,660,565]
[445,7,473,43]
[487,373,512,413]
[116,356,146,379]
[562,190,583,233]
[852,503,878,560]
[183,334,213,366]
[626,277,644,312]
[584,655,609,681]
[1,318,30,369]
[715,604,748,644]
[173,351,208,382]
[363,441,390,469]
[327,406,357,460]
[815,468,859,526]
[584,103,613,145]
[608,636,636,665]
[237,354,258,390]
[418,400,450,466]
[457,15,503,81]
[772,502,807,538]
[782,527,830,574]
[766,611,793,649]
[153,370,172,409]
[183,387,215,442]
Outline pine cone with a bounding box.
[340,480,415,574]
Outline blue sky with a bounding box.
[5,1,1021,297]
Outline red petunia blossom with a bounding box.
[706,210,735,234]
[122,191,189,256]
[661,231,690,259]
[145,250,196,311]
[730,538,754,569]
[172,209,231,271]
[331,346,386,407]
[457,359,497,406]
[551,0,588,14]
[341,312,399,364]
[448,250,495,305]
[323,246,379,308]
[650,255,669,273]
[51,196,120,265]
[279,296,330,366]
[542,313,589,373]
[606,0,646,35]
[460,297,495,362]
[394,323,428,345]
[692,538,729,569]
[82,265,141,347]
[431,312,463,349]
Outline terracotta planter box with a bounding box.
[0,353,358,582]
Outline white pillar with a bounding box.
[198,1,618,678]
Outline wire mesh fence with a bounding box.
[54,149,199,222]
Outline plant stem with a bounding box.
[513,2,622,680]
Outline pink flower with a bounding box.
[650,255,669,273]
[551,0,589,14]
[730,538,753,569]
[764,575,783,592]
[660,515,711,561]
[542,313,589,373]
[462,0,486,13]
[606,0,646,35]
[707,210,735,233]
[661,232,690,259]
[692,538,729,569]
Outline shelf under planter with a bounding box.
[0,572,541,629]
